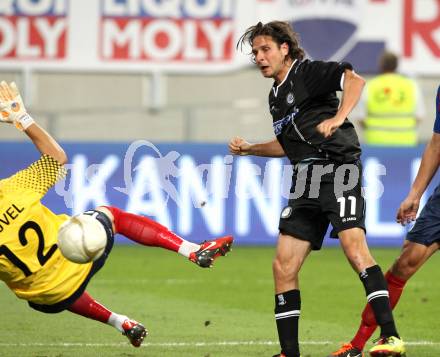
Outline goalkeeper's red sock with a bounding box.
[69,291,137,333]
[104,206,198,256]
[68,291,111,323]
[351,271,407,350]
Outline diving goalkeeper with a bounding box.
[0,81,233,347]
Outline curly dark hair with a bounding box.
[237,21,305,63]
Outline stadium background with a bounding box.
[1,1,440,356]
[1,0,439,247]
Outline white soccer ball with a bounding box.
[57,214,107,264]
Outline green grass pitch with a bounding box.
[0,246,439,356]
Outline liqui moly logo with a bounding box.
[0,0,68,60]
[100,0,235,62]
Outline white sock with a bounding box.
[178,241,200,258]
[107,313,129,332]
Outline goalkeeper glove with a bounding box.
[0,81,35,131]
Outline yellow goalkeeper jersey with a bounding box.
[0,155,93,305]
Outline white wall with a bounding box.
[0,69,437,143]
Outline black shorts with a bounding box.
[279,160,366,250]
[407,184,440,246]
[28,210,115,313]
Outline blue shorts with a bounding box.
[407,185,440,246]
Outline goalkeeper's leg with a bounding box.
[68,291,147,347]
[99,206,233,267]
[101,206,200,257]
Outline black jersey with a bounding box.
[269,59,362,164]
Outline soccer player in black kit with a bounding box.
[229,21,406,357]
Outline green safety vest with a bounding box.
[365,73,417,146]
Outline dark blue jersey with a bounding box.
[433,85,440,133]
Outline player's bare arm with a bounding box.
[397,132,440,224]
[0,81,67,165]
[229,137,285,157]
[317,69,365,138]
[25,124,67,165]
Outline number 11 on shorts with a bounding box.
[337,196,357,217]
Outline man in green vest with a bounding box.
[360,51,425,146]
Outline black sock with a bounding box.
[359,265,399,338]
[274,289,301,357]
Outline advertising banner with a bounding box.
[0,0,439,74]
[257,0,440,74]
[0,141,434,247]
[0,0,67,60]
[100,1,235,62]
[0,0,252,72]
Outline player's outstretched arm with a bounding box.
[25,124,67,165]
[0,81,67,164]
[229,137,285,157]
[397,132,440,225]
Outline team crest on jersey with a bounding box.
[286,92,295,105]
[281,206,293,219]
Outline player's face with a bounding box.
[252,35,290,83]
